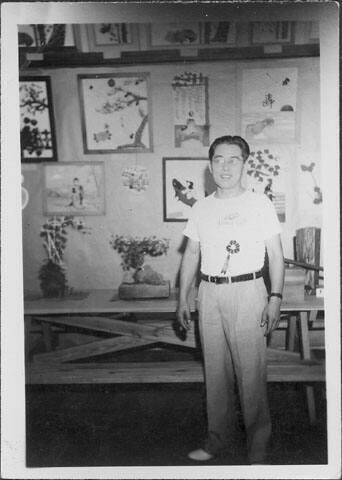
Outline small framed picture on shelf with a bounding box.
[92,23,132,45]
[18,24,77,49]
[201,22,236,45]
[250,22,293,44]
[78,72,153,154]
[43,162,105,216]
[149,22,200,47]
[19,76,58,163]
[162,157,215,222]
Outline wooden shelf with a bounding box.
[19,43,319,70]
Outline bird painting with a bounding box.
[172,178,198,207]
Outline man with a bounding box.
[177,135,284,465]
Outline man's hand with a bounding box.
[176,301,192,331]
[261,297,282,336]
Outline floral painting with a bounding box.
[241,68,298,143]
[93,23,132,45]
[43,162,105,215]
[78,73,152,153]
[19,76,57,162]
[163,157,214,221]
[244,146,287,223]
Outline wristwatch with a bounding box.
[269,292,283,300]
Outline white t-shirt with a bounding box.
[183,190,282,276]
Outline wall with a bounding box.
[21,56,321,293]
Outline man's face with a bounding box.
[209,143,245,192]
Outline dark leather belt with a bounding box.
[200,269,263,284]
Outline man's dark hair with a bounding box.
[208,135,250,162]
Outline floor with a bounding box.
[26,347,327,468]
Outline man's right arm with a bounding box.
[177,238,200,331]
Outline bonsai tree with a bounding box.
[110,234,170,284]
[39,216,90,297]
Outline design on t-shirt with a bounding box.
[221,240,240,274]
[218,211,246,227]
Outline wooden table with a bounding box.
[24,289,324,423]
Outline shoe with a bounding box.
[188,448,214,461]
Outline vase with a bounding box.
[39,260,67,298]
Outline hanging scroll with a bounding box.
[172,72,209,148]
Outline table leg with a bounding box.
[42,322,53,352]
[299,311,317,425]
[25,315,32,363]
[286,314,297,351]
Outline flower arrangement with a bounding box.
[38,216,91,297]
[110,235,170,285]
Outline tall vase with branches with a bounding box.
[38,216,90,297]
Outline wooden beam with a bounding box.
[33,337,156,364]
[26,360,325,385]
[35,315,197,348]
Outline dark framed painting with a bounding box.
[78,73,153,153]
[201,22,236,45]
[18,24,77,50]
[162,157,214,222]
[19,76,58,163]
[43,162,105,216]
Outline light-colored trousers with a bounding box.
[197,277,271,463]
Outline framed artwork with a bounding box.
[78,73,153,153]
[92,23,132,45]
[243,145,290,223]
[149,23,200,47]
[172,72,210,148]
[43,162,105,215]
[241,67,298,144]
[201,22,236,45]
[18,24,76,49]
[85,23,140,55]
[162,157,214,222]
[19,76,58,163]
[251,22,293,44]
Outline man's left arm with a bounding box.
[261,234,285,335]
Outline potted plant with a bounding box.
[39,216,90,297]
[109,234,170,299]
